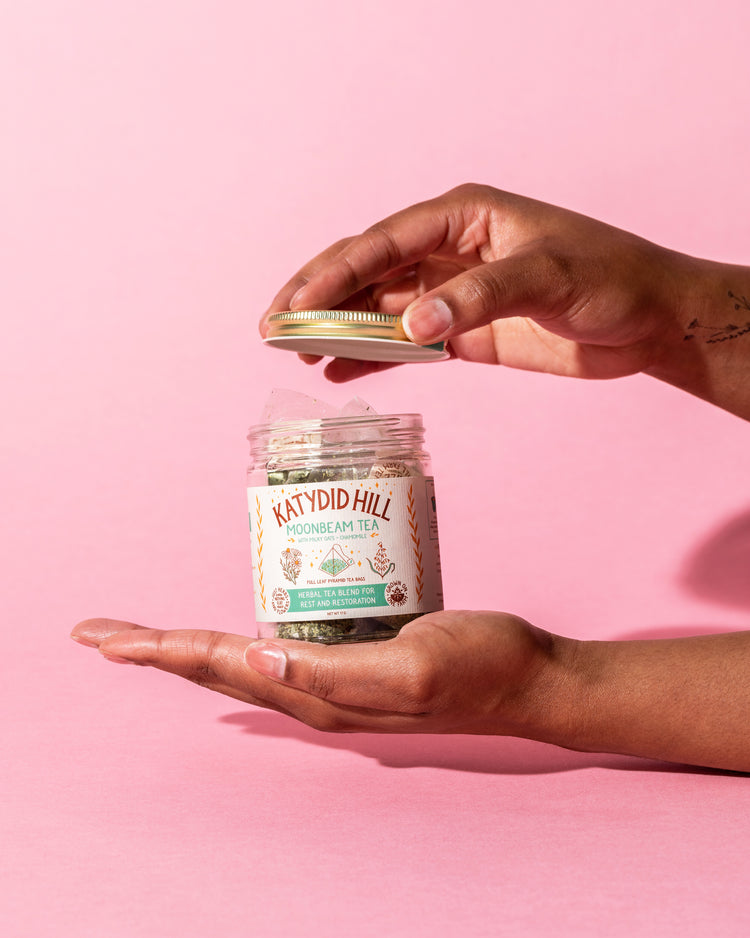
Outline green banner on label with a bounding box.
[288,582,388,613]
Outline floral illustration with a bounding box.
[683,292,750,344]
[280,547,302,585]
[367,542,396,579]
[729,291,750,314]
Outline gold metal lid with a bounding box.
[263,310,449,363]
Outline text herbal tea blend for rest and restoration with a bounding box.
[247,412,444,643]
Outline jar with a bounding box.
[247,413,444,643]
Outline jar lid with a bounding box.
[263,310,450,363]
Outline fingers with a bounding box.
[71,618,149,647]
[401,247,582,346]
[322,358,403,383]
[70,612,548,736]
[259,237,355,336]
[74,619,253,684]
[70,618,431,729]
[289,205,449,312]
[260,185,588,356]
[72,619,272,704]
[245,615,450,714]
[262,189,475,327]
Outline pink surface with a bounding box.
[3,1,750,935]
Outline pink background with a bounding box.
[3,1,750,935]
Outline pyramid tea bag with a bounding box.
[319,544,354,578]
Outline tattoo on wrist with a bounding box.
[684,291,750,343]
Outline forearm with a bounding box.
[647,255,750,421]
[536,631,750,772]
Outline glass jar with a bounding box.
[247,413,443,643]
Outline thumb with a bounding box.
[402,249,575,345]
[245,641,343,700]
[244,633,429,712]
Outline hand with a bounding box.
[261,183,693,383]
[70,611,572,735]
[70,615,750,770]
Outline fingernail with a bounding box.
[402,298,453,344]
[245,642,288,680]
[70,634,98,648]
[289,287,307,309]
[100,653,136,665]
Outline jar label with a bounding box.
[248,476,443,622]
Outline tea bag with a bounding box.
[259,389,340,424]
[260,390,380,484]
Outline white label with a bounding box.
[248,476,443,622]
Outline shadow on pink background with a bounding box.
[680,507,750,610]
[2,1,750,936]
[218,709,740,777]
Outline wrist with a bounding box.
[522,635,630,757]
[644,253,750,419]
[510,632,599,752]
